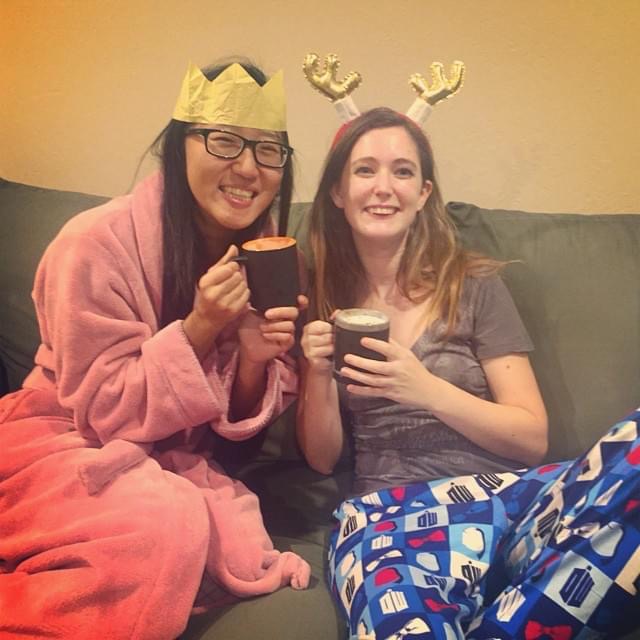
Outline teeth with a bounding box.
[367,206,396,215]
[223,186,254,200]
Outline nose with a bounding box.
[232,146,259,178]
[372,169,392,197]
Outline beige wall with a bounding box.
[1,0,639,212]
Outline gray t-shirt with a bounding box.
[339,274,534,496]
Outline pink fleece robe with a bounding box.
[0,172,310,640]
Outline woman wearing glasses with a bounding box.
[0,59,309,639]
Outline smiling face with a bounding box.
[185,123,284,237]
[330,126,432,245]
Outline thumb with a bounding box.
[217,244,239,266]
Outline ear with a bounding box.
[329,182,344,209]
[330,183,345,209]
[418,180,433,210]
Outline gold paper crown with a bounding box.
[172,62,287,131]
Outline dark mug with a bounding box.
[333,308,390,384]
[236,236,300,313]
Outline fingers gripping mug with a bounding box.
[333,308,390,384]
[236,236,301,313]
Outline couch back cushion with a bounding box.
[0,179,108,392]
[224,202,640,466]
[2,180,638,467]
[448,202,640,461]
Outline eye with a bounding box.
[354,165,375,176]
[395,166,416,178]
[210,134,238,147]
[257,142,282,158]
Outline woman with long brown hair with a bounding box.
[297,106,640,639]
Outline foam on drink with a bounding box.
[335,309,390,332]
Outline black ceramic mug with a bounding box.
[333,308,390,384]
[236,236,300,313]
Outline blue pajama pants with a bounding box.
[329,408,640,639]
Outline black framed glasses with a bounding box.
[188,128,293,168]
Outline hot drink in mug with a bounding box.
[234,236,300,313]
[333,308,390,384]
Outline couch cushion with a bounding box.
[0,179,109,392]
[230,201,640,467]
[4,180,638,466]
[448,202,640,462]
[180,549,345,640]
[179,460,352,640]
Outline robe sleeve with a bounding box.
[31,230,297,445]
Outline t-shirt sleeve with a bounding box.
[471,274,533,360]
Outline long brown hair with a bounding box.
[308,107,500,336]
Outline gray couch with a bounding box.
[1,177,639,638]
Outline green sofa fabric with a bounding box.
[0,179,108,393]
[448,202,640,462]
[1,178,639,639]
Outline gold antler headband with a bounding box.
[406,61,466,126]
[302,53,465,127]
[302,53,362,122]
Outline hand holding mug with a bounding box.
[301,319,335,373]
[184,245,250,359]
[341,338,438,408]
[238,293,307,364]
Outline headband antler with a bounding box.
[406,61,466,126]
[302,53,362,122]
[303,53,466,133]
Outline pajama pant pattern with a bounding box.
[329,408,640,639]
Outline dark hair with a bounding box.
[309,107,500,335]
[151,58,293,327]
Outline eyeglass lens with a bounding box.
[206,131,287,167]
